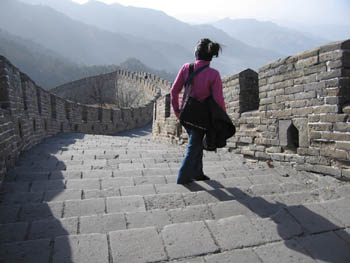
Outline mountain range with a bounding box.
[0,28,175,89]
[0,28,119,89]
[0,0,342,90]
[0,0,281,77]
[212,18,328,56]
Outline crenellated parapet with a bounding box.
[153,40,350,180]
[0,56,170,184]
[51,69,171,106]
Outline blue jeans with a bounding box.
[177,127,205,184]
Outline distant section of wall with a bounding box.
[0,56,170,184]
[153,40,350,180]
[52,70,172,106]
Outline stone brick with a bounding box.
[297,232,350,263]
[295,56,319,69]
[133,176,166,185]
[327,87,341,96]
[0,239,51,263]
[304,64,327,76]
[342,169,350,180]
[255,240,316,263]
[325,149,348,160]
[316,69,343,81]
[1,191,43,205]
[285,85,304,95]
[321,198,350,227]
[205,249,260,263]
[169,205,213,223]
[120,184,156,196]
[296,48,319,60]
[267,88,285,97]
[53,234,109,263]
[66,179,100,190]
[206,215,264,250]
[44,189,82,202]
[29,217,78,239]
[275,94,295,103]
[309,123,333,131]
[288,100,307,108]
[297,147,320,156]
[343,103,350,114]
[182,191,223,206]
[107,196,146,213]
[162,221,218,260]
[260,97,275,105]
[287,203,342,234]
[255,151,271,160]
[328,59,343,69]
[274,109,293,117]
[80,213,126,234]
[325,78,340,88]
[335,228,350,245]
[294,74,317,85]
[0,222,28,244]
[295,90,316,100]
[110,227,167,263]
[319,114,343,123]
[319,50,344,62]
[125,210,172,228]
[321,132,350,141]
[19,202,63,222]
[252,209,303,243]
[64,198,105,217]
[313,105,339,114]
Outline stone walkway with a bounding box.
[0,125,350,263]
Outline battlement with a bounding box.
[0,56,170,183]
[153,40,350,180]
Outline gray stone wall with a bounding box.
[0,56,167,185]
[153,40,350,180]
[52,70,171,106]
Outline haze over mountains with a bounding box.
[0,0,343,89]
[0,28,120,89]
[212,18,328,55]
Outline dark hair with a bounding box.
[195,38,222,61]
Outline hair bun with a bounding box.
[208,42,220,57]
[195,38,222,61]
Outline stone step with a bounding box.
[0,180,337,225]
[1,172,311,202]
[2,171,258,192]
[5,170,245,183]
[15,155,240,169]
[5,193,346,246]
[2,129,350,262]
[1,200,349,263]
[9,157,247,177]
[7,159,289,182]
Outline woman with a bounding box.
[170,38,226,184]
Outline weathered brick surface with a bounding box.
[0,126,349,262]
[0,56,166,185]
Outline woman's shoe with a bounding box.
[177,179,195,185]
[194,174,210,181]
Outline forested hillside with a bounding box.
[0,29,174,89]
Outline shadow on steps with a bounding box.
[184,180,350,263]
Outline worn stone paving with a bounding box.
[0,126,350,263]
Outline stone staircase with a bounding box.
[0,126,349,263]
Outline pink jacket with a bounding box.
[170,60,226,118]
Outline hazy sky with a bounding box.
[72,0,350,25]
